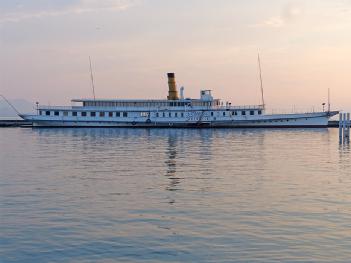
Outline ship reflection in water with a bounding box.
[0,128,350,262]
[165,134,180,193]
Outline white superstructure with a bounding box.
[21,73,338,128]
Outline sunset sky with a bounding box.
[1,0,350,112]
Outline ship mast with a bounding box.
[257,53,265,110]
[328,88,330,112]
[89,56,96,100]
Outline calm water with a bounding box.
[0,127,350,262]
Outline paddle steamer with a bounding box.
[21,73,338,127]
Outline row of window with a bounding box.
[41,111,128,117]
[250,119,298,124]
[40,110,262,118]
[83,101,198,107]
[155,112,185,118]
[214,110,262,116]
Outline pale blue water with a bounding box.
[0,128,350,262]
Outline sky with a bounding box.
[0,0,351,112]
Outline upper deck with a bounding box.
[70,89,221,108]
[38,73,264,112]
[71,98,220,108]
[38,101,264,112]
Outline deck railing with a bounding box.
[265,107,329,115]
[37,105,328,115]
[214,105,264,110]
[38,104,265,110]
[38,106,80,110]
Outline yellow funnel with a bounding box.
[167,73,179,100]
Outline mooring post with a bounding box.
[346,113,350,143]
[342,113,347,143]
[339,112,343,143]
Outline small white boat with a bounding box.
[20,72,338,128]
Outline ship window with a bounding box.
[54,111,59,116]
[140,112,148,117]
[181,112,184,118]
[63,111,68,116]
[156,113,159,117]
[90,112,96,117]
[39,110,42,115]
[169,112,171,117]
[109,112,113,117]
[46,111,50,116]
[258,110,262,115]
[250,110,254,115]
[211,112,214,116]
[235,111,238,116]
[81,112,87,117]
[242,111,246,115]
[123,112,128,117]
[99,112,105,117]
[223,112,226,116]
[175,112,178,117]
[72,112,77,116]
[163,112,166,117]
[116,112,120,117]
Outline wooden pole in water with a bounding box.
[347,113,350,143]
[339,113,343,143]
[340,112,351,144]
[342,113,346,142]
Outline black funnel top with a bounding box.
[167,73,175,78]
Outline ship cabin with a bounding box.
[37,95,264,120]
[72,89,219,109]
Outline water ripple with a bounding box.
[0,128,350,262]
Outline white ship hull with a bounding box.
[22,111,338,128]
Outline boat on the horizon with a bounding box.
[20,73,338,128]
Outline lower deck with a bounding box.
[22,109,338,128]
